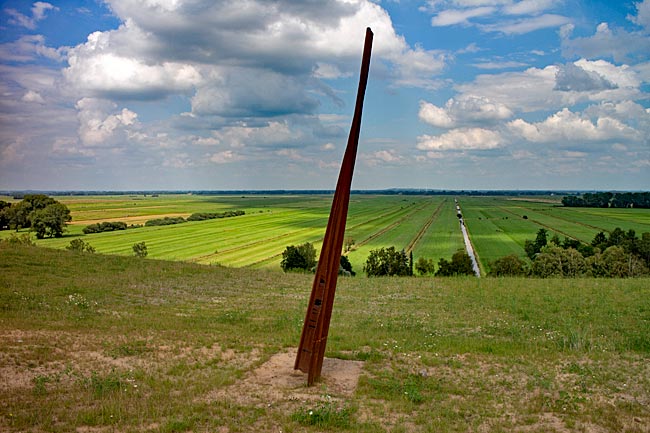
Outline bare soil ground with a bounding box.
[207,349,364,406]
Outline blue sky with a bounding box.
[0,0,648,191]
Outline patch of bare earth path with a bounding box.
[206,349,364,407]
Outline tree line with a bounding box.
[280,243,476,277]
[562,192,650,208]
[490,227,650,277]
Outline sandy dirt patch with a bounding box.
[207,349,364,407]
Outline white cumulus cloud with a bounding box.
[507,108,641,143]
[417,127,503,151]
[75,98,139,146]
[419,96,513,128]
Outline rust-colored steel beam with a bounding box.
[295,27,373,386]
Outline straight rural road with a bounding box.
[456,199,481,277]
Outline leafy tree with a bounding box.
[608,227,626,247]
[435,249,474,276]
[639,232,650,268]
[29,203,71,239]
[363,246,411,277]
[5,201,32,229]
[591,231,608,251]
[133,241,148,257]
[561,237,581,250]
[524,228,548,259]
[339,255,355,276]
[531,246,586,278]
[281,242,317,272]
[0,201,11,229]
[530,246,566,278]
[2,195,63,230]
[415,257,435,275]
[595,246,649,277]
[488,255,528,277]
[66,239,96,253]
[22,194,57,211]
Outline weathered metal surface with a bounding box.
[295,27,373,386]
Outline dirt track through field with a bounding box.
[352,200,432,250]
[405,199,446,253]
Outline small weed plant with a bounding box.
[291,399,354,429]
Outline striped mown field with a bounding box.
[3,193,649,274]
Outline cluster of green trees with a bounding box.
[364,247,412,277]
[145,210,245,227]
[280,242,355,276]
[490,228,650,278]
[280,243,477,278]
[0,194,71,238]
[562,192,650,208]
[83,221,129,234]
[434,250,475,276]
[364,247,474,277]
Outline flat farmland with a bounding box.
[4,194,650,275]
[459,196,650,274]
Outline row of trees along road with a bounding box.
[0,195,71,239]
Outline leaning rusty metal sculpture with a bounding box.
[295,27,373,386]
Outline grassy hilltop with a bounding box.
[1,243,649,432]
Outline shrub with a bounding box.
[281,242,316,272]
[339,255,355,276]
[66,239,96,253]
[132,241,148,257]
[3,233,35,246]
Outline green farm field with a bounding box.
[1,243,648,432]
[457,196,650,274]
[3,194,650,275]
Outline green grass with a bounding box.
[1,243,649,432]
[2,194,649,276]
